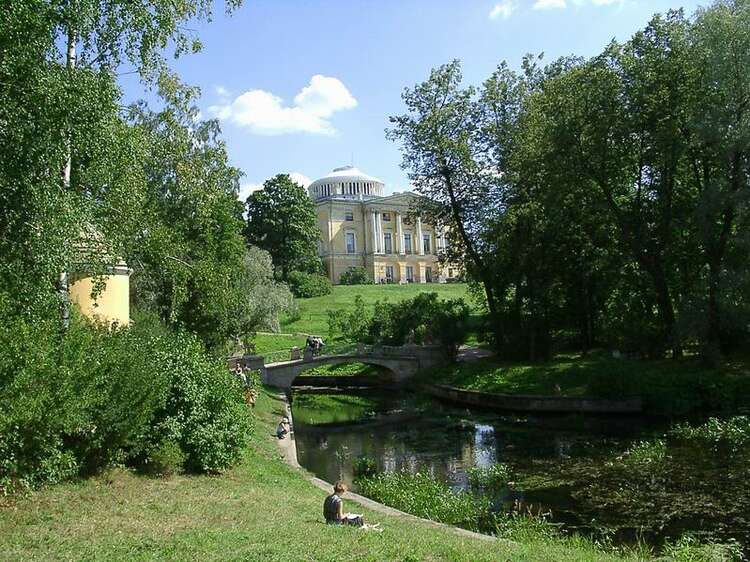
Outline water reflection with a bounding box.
[291,389,649,496]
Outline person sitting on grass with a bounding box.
[276,417,290,439]
[323,481,364,527]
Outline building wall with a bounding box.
[69,265,131,326]
[316,197,453,285]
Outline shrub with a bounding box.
[0,304,252,493]
[144,440,186,477]
[370,293,471,355]
[327,295,371,342]
[339,267,372,285]
[287,271,332,298]
[136,329,253,473]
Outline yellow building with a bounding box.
[69,261,131,326]
[68,231,131,326]
[309,166,457,284]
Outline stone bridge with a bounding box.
[233,344,450,391]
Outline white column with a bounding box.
[396,213,405,255]
[377,211,384,254]
[417,217,424,256]
[370,210,377,254]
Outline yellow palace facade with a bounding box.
[308,166,457,285]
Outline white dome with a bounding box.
[308,166,384,200]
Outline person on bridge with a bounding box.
[323,481,363,527]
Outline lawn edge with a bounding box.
[274,391,510,546]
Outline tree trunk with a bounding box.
[59,23,77,330]
[650,264,681,359]
[703,260,722,368]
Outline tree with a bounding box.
[127,84,295,351]
[0,0,243,322]
[244,174,321,281]
[387,62,506,349]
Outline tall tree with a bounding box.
[687,0,750,364]
[0,0,243,321]
[244,174,321,282]
[387,61,507,348]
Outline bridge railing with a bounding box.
[262,349,296,364]
[261,341,358,365]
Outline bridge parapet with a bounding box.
[258,343,450,390]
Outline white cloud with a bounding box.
[238,182,263,202]
[534,0,566,9]
[288,172,312,188]
[214,85,230,98]
[209,75,357,136]
[489,0,517,20]
[238,172,311,202]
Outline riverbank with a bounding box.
[422,351,750,416]
[0,387,661,562]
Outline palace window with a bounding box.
[385,266,394,283]
[422,234,431,254]
[406,266,414,283]
[346,232,356,254]
[404,233,413,254]
[345,210,354,221]
[384,233,392,254]
[425,266,433,283]
[382,212,391,221]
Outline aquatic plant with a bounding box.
[355,470,489,531]
[669,416,750,455]
[467,463,513,496]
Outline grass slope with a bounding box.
[281,283,472,337]
[425,351,750,415]
[0,388,639,562]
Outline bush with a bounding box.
[339,267,372,285]
[327,295,371,342]
[0,304,252,494]
[144,440,186,477]
[286,271,332,298]
[371,293,471,355]
[132,325,253,474]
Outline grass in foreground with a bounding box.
[425,351,750,415]
[0,388,654,562]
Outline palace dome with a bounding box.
[308,166,384,200]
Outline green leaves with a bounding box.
[244,174,322,281]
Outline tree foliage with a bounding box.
[244,174,322,281]
[390,1,750,363]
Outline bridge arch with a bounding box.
[289,357,400,388]
[263,354,423,390]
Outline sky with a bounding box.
[123,0,707,200]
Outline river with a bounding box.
[289,388,749,549]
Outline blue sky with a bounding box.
[130,0,706,199]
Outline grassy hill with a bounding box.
[252,283,475,356]
[282,282,473,336]
[0,388,657,562]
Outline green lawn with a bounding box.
[252,333,307,355]
[281,283,473,337]
[424,351,750,416]
[0,388,651,562]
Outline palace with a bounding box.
[309,166,456,284]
